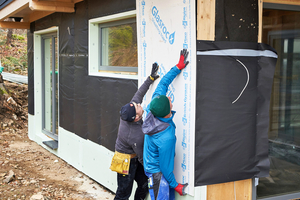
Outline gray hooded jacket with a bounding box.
[115,77,153,164]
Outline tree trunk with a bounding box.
[0,74,8,94]
[6,18,13,45]
[6,29,12,45]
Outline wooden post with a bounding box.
[258,0,263,43]
[197,0,215,40]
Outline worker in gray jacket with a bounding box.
[114,63,159,200]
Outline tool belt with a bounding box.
[110,151,136,175]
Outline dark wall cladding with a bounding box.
[28,0,137,151]
[215,0,258,42]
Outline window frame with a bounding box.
[88,10,138,79]
[33,27,59,142]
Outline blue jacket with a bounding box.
[142,66,180,189]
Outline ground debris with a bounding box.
[3,170,15,183]
[0,81,115,199]
[30,192,44,200]
[0,81,27,131]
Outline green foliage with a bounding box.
[0,30,28,73]
[2,53,27,69]
[12,34,25,41]
[0,86,8,95]
[107,23,137,67]
[6,56,19,65]
[109,25,133,49]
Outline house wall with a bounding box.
[28,0,137,152]
[27,0,269,199]
[27,0,139,197]
[27,0,207,198]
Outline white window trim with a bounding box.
[33,27,59,141]
[88,10,138,80]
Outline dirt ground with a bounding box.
[0,81,115,200]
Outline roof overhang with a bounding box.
[0,0,83,29]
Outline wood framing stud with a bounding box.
[197,0,215,40]
[29,0,75,12]
[0,21,30,29]
[258,0,263,43]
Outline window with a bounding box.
[42,33,58,140]
[257,5,300,199]
[89,10,138,79]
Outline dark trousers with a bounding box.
[114,157,148,200]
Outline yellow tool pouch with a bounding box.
[110,151,131,175]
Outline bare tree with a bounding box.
[6,18,13,45]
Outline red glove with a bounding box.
[176,49,189,70]
[175,183,188,196]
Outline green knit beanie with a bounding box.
[150,95,170,117]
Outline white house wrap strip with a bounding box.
[196,49,278,58]
[2,72,28,84]
[232,59,249,104]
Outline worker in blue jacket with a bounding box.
[142,49,189,200]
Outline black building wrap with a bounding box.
[27,0,137,151]
[195,40,277,186]
[215,0,258,42]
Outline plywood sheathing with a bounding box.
[207,179,252,200]
[197,0,215,40]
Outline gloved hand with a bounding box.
[176,49,189,70]
[175,183,188,196]
[150,62,159,81]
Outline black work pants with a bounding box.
[114,157,148,200]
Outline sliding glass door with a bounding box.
[42,33,58,140]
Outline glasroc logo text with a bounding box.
[152,6,175,45]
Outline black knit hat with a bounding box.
[120,103,136,122]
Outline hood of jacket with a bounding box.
[142,111,176,136]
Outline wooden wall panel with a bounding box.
[197,0,215,40]
[207,179,252,200]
